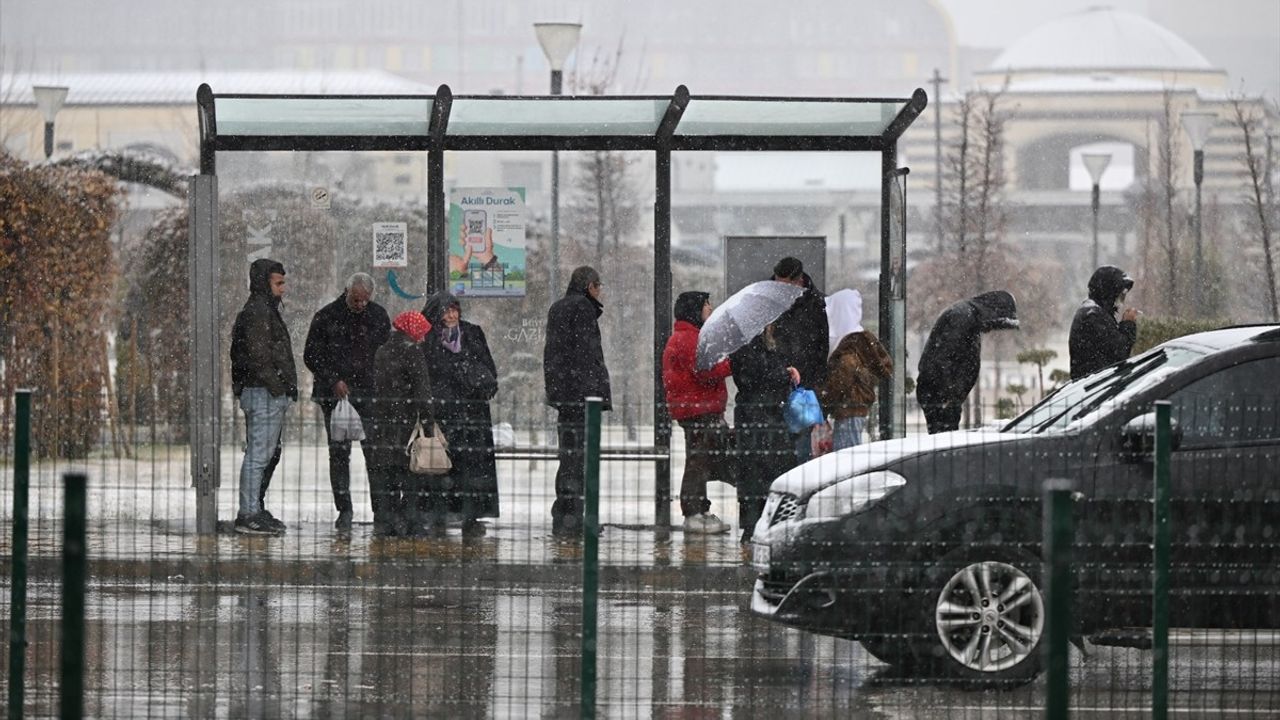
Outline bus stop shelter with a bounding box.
[189,82,927,534]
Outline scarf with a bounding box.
[441,324,463,354]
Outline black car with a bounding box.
[750,325,1280,684]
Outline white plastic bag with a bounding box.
[491,421,516,448]
[329,398,365,442]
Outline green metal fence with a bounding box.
[3,390,1279,717]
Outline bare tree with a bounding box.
[565,40,642,262]
[1157,89,1183,315]
[911,81,1038,426]
[1227,94,1278,320]
[929,81,1010,296]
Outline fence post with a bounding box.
[1043,478,1074,720]
[8,390,32,720]
[1152,400,1171,720]
[61,473,87,720]
[580,398,602,719]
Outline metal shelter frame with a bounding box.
[189,82,928,534]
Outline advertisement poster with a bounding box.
[448,187,527,297]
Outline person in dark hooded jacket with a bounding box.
[420,291,501,538]
[229,258,298,535]
[1070,266,1138,380]
[544,266,611,536]
[916,290,1019,434]
[770,257,829,464]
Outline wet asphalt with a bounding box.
[6,559,1278,718]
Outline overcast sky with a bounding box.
[936,0,1150,47]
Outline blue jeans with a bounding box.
[832,416,866,450]
[238,387,292,517]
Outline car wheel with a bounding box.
[918,548,1046,685]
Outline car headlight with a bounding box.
[803,470,907,520]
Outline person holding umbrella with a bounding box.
[730,324,800,543]
[770,257,829,465]
[696,280,806,543]
[662,291,733,535]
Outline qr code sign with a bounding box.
[371,222,407,267]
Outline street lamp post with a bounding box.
[534,22,582,297]
[1182,111,1217,317]
[1082,152,1112,271]
[32,85,69,159]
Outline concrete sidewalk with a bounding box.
[3,517,757,588]
[2,441,757,589]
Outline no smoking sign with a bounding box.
[310,186,331,209]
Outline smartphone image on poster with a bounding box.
[465,210,487,253]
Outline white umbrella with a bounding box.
[695,280,805,371]
[826,288,864,356]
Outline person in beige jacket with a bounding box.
[819,330,893,449]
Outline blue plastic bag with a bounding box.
[784,386,824,434]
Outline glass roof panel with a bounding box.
[215,97,432,136]
[448,97,668,136]
[677,99,905,136]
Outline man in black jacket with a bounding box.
[771,257,829,464]
[916,290,1019,434]
[1070,266,1138,380]
[304,272,391,530]
[230,258,298,535]
[543,266,611,536]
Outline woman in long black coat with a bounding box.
[421,291,501,537]
[366,311,438,536]
[730,323,800,543]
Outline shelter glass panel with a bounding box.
[448,98,668,136]
[677,99,905,136]
[216,97,433,136]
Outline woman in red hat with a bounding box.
[366,310,438,536]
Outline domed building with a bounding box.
[903,6,1275,305]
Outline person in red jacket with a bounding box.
[663,291,734,535]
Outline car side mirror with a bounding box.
[1119,411,1182,461]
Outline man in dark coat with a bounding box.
[770,257,829,464]
[916,290,1019,434]
[421,291,501,537]
[303,272,390,530]
[543,265,611,536]
[229,258,298,536]
[366,311,437,536]
[1070,266,1138,380]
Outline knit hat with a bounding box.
[393,311,431,343]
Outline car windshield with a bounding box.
[1002,346,1205,434]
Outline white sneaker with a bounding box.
[701,513,731,534]
[684,513,730,535]
[683,514,710,534]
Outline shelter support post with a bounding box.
[427,148,446,295]
[654,148,673,528]
[189,174,221,535]
[878,149,906,439]
[426,86,451,296]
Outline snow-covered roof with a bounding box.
[1002,74,1195,95]
[989,7,1216,73]
[1,70,434,106]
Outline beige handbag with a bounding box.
[406,418,451,475]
